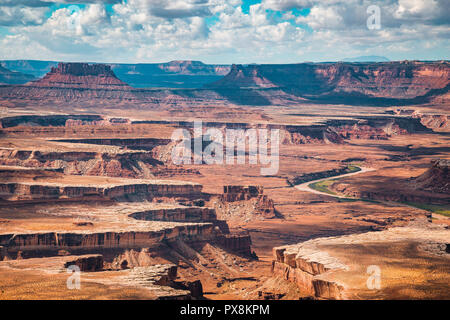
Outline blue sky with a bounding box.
[0,0,448,63]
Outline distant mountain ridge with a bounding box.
[29,62,131,90]
[207,61,450,104]
[0,65,35,85]
[342,56,390,62]
[0,60,448,107]
[0,60,230,88]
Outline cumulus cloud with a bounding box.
[0,5,48,26]
[0,0,448,62]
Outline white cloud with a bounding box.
[0,0,448,63]
[0,5,48,26]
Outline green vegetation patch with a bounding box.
[308,179,338,195]
[404,202,450,218]
[346,165,361,173]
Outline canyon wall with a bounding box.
[208,61,450,105]
[215,232,253,257]
[412,159,449,194]
[0,148,165,178]
[64,254,104,272]
[0,181,203,202]
[271,247,344,299]
[0,224,215,257]
[129,207,217,223]
[1,61,448,106]
[218,185,276,219]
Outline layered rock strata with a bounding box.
[64,254,104,272]
[0,180,203,202]
[272,221,450,299]
[412,159,449,194]
[219,185,276,219]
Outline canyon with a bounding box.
[0,61,448,300]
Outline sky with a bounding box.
[0,0,448,64]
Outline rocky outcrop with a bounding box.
[330,182,448,204]
[115,264,197,300]
[215,232,253,257]
[272,222,450,299]
[412,159,449,194]
[64,254,104,271]
[288,166,360,186]
[271,247,344,299]
[0,245,5,260]
[1,61,448,107]
[219,185,276,219]
[208,61,450,105]
[414,113,450,132]
[0,180,203,202]
[0,114,104,128]
[129,207,217,223]
[0,224,215,257]
[220,185,263,202]
[65,118,130,127]
[29,63,131,90]
[0,148,164,178]
[55,138,170,151]
[174,280,204,299]
[0,60,229,87]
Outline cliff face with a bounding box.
[414,113,450,132]
[1,61,448,106]
[208,61,450,105]
[0,148,164,178]
[156,60,230,76]
[64,254,104,272]
[28,62,131,90]
[0,181,203,202]
[129,207,217,223]
[215,185,276,219]
[271,247,344,299]
[0,224,214,255]
[412,159,449,194]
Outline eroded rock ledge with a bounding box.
[271,221,450,300]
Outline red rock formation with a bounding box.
[220,185,264,202]
[219,185,276,219]
[0,224,215,255]
[29,63,131,90]
[65,118,130,127]
[175,280,203,299]
[64,254,104,272]
[271,248,344,299]
[215,232,253,257]
[414,114,450,132]
[0,181,203,202]
[412,159,449,194]
[208,61,450,105]
[1,61,448,106]
[129,207,217,223]
[330,182,448,205]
